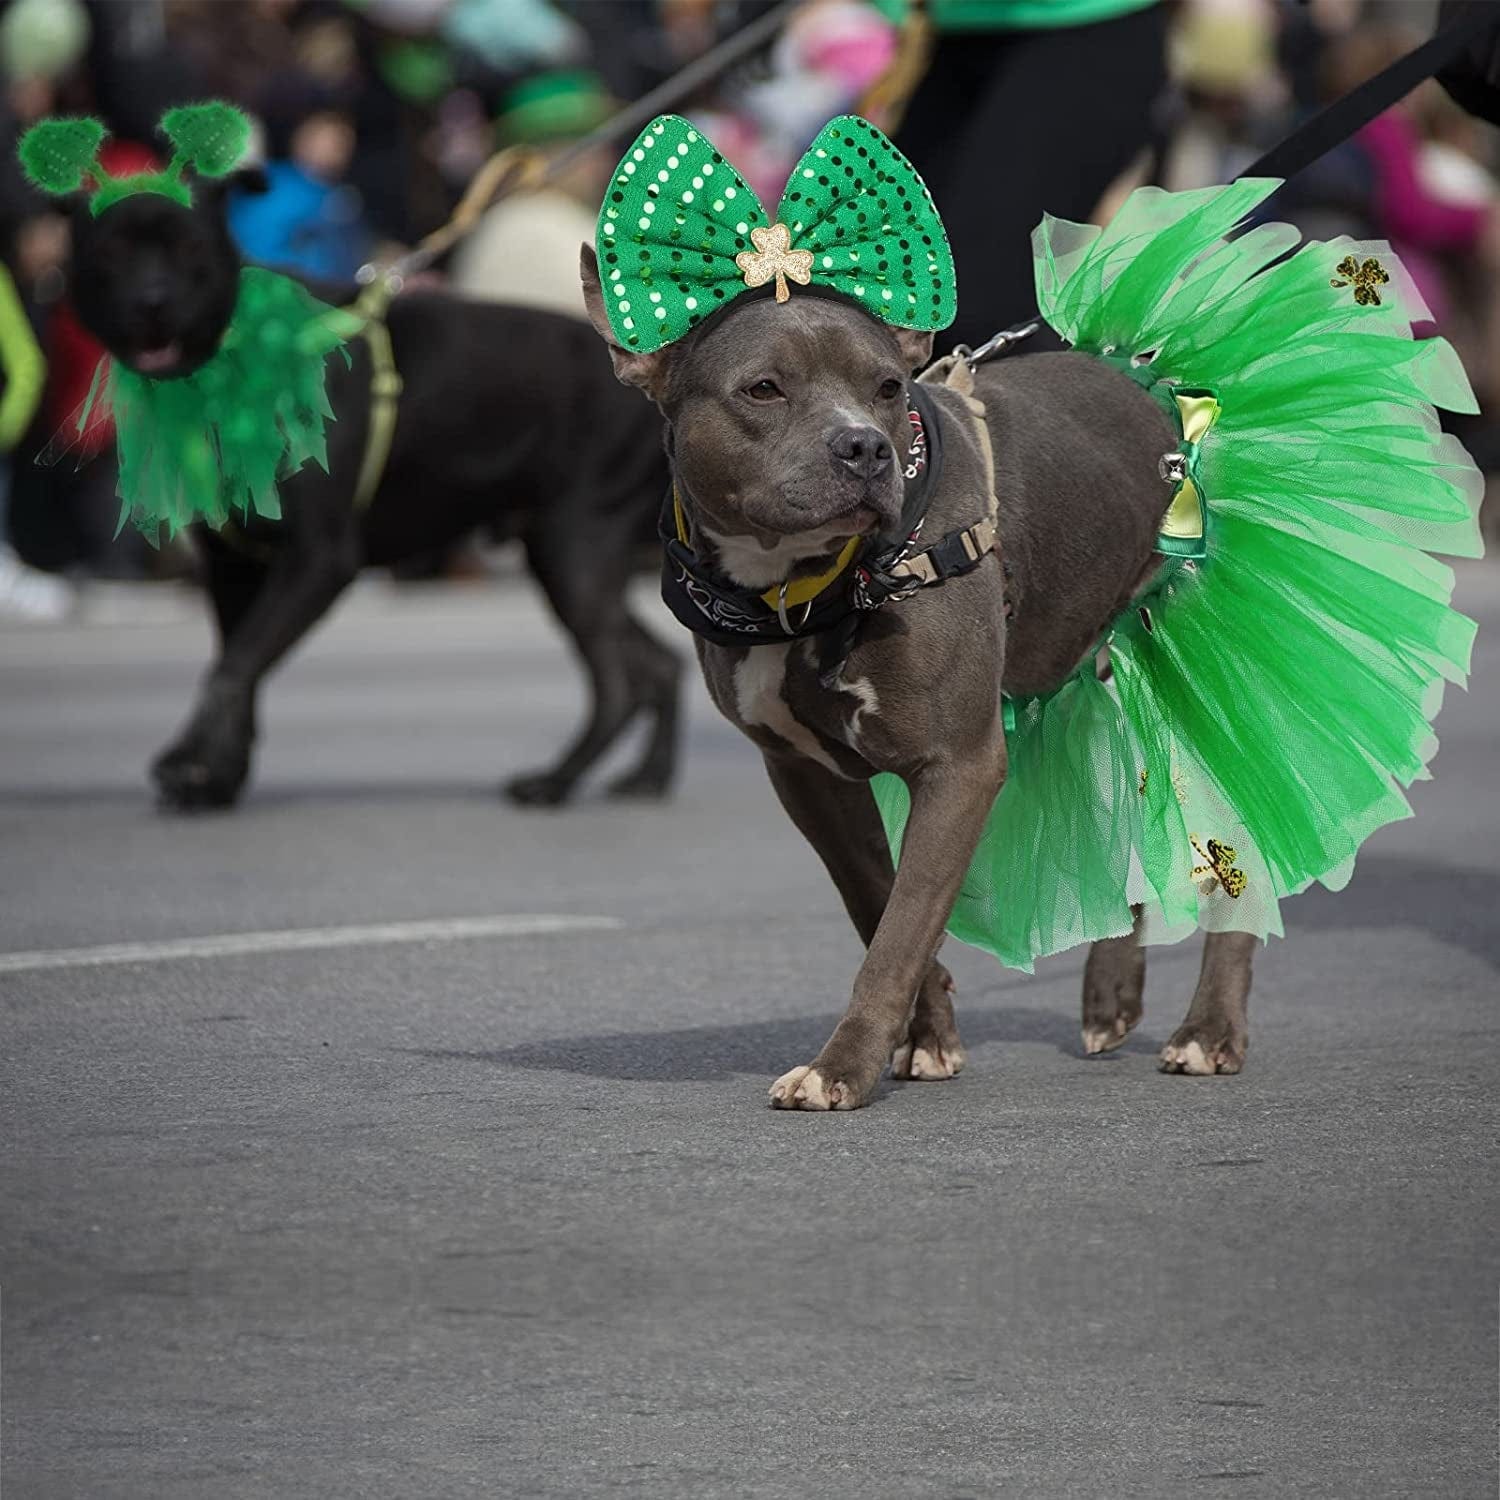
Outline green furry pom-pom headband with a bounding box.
[595,113,956,355]
[18,101,251,215]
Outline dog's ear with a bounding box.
[580,242,672,399]
[197,164,270,203]
[227,163,270,196]
[894,327,934,372]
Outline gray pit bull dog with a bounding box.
[581,245,1256,1110]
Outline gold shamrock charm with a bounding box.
[1190,834,1248,899]
[1330,254,1390,307]
[735,222,814,304]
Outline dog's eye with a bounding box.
[877,378,903,400]
[744,379,784,402]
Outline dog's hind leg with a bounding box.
[506,515,640,806]
[762,755,964,1086]
[1159,930,1255,1075]
[603,616,682,800]
[766,742,1003,1110]
[1081,905,1146,1055]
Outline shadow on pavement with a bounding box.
[399,854,1496,1084]
[401,998,1164,1084]
[1288,851,1500,971]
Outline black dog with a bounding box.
[65,169,679,809]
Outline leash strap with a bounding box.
[1238,6,1496,183]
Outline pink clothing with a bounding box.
[1358,112,1487,327]
[1359,112,1486,252]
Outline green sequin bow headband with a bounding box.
[18,101,251,216]
[596,113,956,355]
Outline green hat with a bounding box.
[17,101,251,216]
[498,69,613,145]
[595,113,956,354]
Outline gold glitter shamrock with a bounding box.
[735,223,814,304]
[1330,254,1389,307]
[1190,834,1248,898]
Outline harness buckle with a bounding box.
[924,528,978,580]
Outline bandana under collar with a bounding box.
[660,380,998,664]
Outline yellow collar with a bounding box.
[672,488,862,611]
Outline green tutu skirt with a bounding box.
[873,177,1483,971]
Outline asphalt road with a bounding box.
[2,568,1497,1499]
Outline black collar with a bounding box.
[660,380,948,649]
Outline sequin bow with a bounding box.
[596,114,956,354]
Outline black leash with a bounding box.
[1238,6,1498,183]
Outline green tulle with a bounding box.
[84,266,363,541]
[874,177,1483,970]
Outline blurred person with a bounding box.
[691,0,896,204]
[1162,0,1286,192]
[228,110,375,280]
[0,0,145,580]
[449,68,615,319]
[0,0,91,121]
[561,0,676,105]
[871,0,1169,349]
[0,257,70,620]
[26,135,162,578]
[441,0,588,73]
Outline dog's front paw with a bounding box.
[151,736,250,811]
[891,967,965,1080]
[1159,1022,1246,1076]
[768,1064,863,1111]
[503,770,576,808]
[604,764,673,800]
[890,1039,965,1080]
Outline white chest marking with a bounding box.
[838,675,880,744]
[734,644,844,774]
[703,523,856,591]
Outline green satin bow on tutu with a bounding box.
[596,113,956,354]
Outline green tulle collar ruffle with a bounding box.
[83,266,363,539]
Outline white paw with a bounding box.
[890,1042,965,1081]
[768,1065,852,1111]
[1158,1036,1242,1075]
[1082,1017,1131,1055]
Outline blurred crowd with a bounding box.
[0,0,1495,618]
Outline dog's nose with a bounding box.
[135,286,171,318]
[828,425,893,481]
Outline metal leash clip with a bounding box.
[957,319,1041,371]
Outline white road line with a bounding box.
[0,914,624,976]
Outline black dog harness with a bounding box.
[660,380,998,682]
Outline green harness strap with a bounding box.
[350,278,403,511]
[215,278,400,559]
